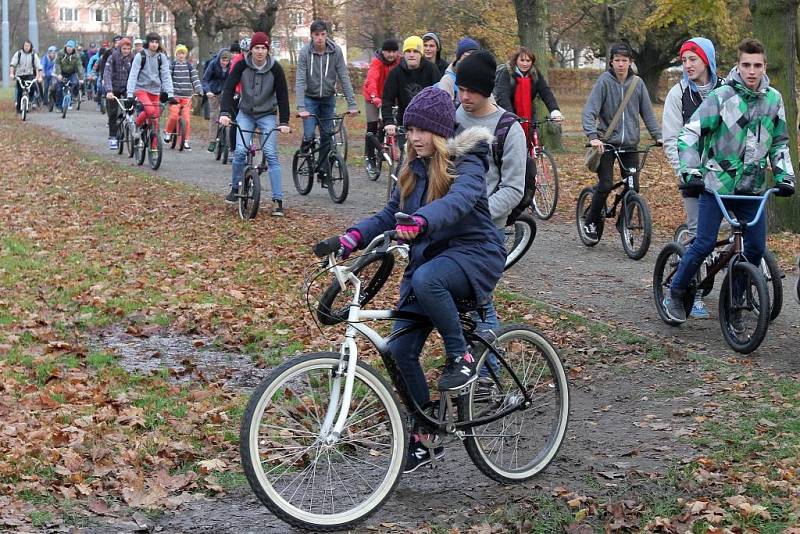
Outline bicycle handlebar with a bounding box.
[585,141,662,152]
[710,187,779,229]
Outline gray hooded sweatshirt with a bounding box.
[582,69,661,147]
[456,105,525,227]
[295,38,356,109]
[126,49,174,98]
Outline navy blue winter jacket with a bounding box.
[351,127,505,307]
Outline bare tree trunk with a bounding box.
[512,0,562,149]
[197,31,215,62]
[751,0,800,231]
[137,0,146,38]
[172,8,194,49]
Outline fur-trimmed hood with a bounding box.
[447,126,493,158]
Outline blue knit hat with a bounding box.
[403,86,456,138]
[65,40,76,49]
[455,37,479,62]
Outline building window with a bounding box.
[289,11,303,26]
[93,9,108,22]
[59,7,79,22]
[149,9,166,23]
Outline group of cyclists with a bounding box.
[9,24,796,470]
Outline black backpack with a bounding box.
[492,111,537,225]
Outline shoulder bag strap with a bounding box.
[601,76,639,141]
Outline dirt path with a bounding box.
[27,107,799,531]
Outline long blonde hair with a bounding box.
[397,134,454,207]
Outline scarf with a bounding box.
[513,69,533,144]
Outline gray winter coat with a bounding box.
[295,38,356,109]
[582,69,661,147]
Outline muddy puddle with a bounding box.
[90,327,270,391]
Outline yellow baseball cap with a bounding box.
[403,36,423,53]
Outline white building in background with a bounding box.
[47,0,174,50]
[270,6,347,63]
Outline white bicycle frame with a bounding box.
[16,77,35,111]
[317,234,408,444]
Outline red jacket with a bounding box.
[229,53,245,93]
[362,51,399,104]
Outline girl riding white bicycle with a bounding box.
[318,86,505,472]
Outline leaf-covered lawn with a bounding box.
[1,108,798,532]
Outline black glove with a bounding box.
[167,97,179,105]
[124,97,136,108]
[679,174,705,197]
[776,180,795,197]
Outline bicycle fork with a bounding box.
[319,329,360,444]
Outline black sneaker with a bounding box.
[319,173,329,188]
[272,199,284,217]
[437,353,478,391]
[224,189,238,204]
[404,438,445,474]
[663,291,687,323]
[583,222,599,240]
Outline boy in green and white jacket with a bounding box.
[663,38,795,324]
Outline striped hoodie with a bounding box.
[170,60,202,98]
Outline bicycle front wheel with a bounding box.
[178,118,187,151]
[238,167,261,220]
[21,97,28,121]
[503,213,537,271]
[459,325,569,483]
[292,150,313,195]
[134,131,146,166]
[718,261,770,354]
[619,193,652,260]
[328,154,349,204]
[240,352,407,531]
[147,131,163,170]
[116,122,126,155]
[337,122,349,160]
[126,123,135,158]
[532,148,559,220]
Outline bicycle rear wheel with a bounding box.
[238,167,261,220]
[653,242,692,326]
[147,130,163,170]
[718,261,770,354]
[459,325,569,483]
[503,213,537,271]
[240,352,407,531]
[292,150,313,195]
[576,186,603,246]
[532,148,559,220]
[328,154,349,204]
[619,193,652,260]
[760,250,783,322]
[673,223,690,245]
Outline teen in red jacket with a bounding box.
[363,38,400,166]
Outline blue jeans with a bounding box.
[43,75,54,105]
[55,74,79,108]
[302,95,335,177]
[231,112,282,201]
[472,299,500,377]
[388,257,473,408]
[671,191,766,296]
